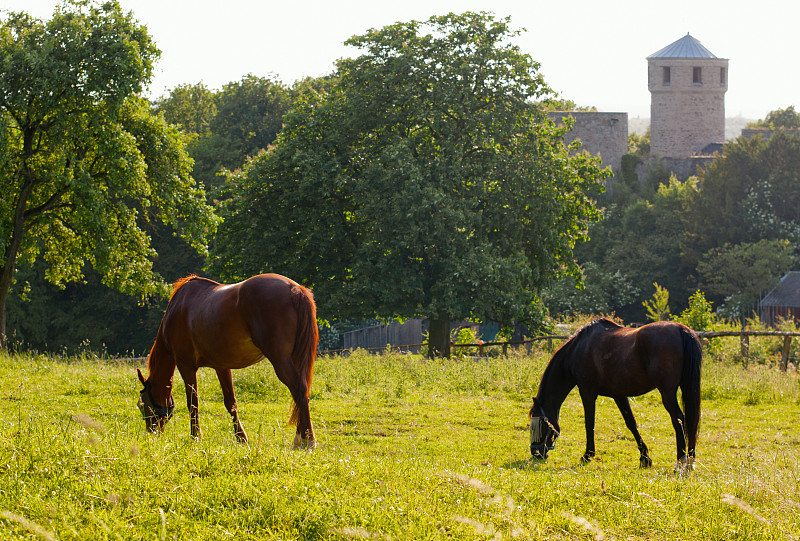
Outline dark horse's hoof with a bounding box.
[639,455,653,468]
[580,453,594,464]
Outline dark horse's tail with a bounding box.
[680,328,703,456]
[288,284,319,426]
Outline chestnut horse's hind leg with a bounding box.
[216,368,248,443]
[271,358,315,450]
[614,397,652,468]
[177,365,202,440]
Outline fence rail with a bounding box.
[321,329,800,372]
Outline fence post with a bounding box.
[781,335,792,372]
[740,334,749,358]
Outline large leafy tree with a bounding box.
[0,1,218,346]
[212,12,606,356]
[155,76,293,192]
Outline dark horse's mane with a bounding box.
[540,318,621,389]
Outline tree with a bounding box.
[0,1,218,346]
[212,12,606,357]
[747,106,800,129]
[696,239,796,322]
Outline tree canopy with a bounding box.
[0,0,218,345]
[212,12,607,356]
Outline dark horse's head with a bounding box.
[529,397,560,459]
[137,369,174,433]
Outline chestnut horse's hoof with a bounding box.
[292,433,317,450]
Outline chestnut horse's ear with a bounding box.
[137,368,147,386]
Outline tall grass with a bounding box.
[0,347,797,540]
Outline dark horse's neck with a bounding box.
[536,343,578,422]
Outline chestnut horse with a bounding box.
[529,318,702,472]
[136,273,319,449]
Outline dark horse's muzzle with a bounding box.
[137,382,175,432]
[530,415,558,459]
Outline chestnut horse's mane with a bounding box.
[170,274,199,300]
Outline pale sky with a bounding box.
[1,0,797,120]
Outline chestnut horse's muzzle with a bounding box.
[137,383,174,430]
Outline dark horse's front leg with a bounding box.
[614,397,652,468]
[579,388,597,463]
[216,368,248,443]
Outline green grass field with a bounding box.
[0,342,798,540]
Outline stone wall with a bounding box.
[548,111,628,177]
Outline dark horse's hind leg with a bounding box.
[614,397,652,468]
[216,368,248,443]
[660,389,692,471]
[271,358,315,449]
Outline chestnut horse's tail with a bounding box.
[288,284,318,426]
[679,327,703,455]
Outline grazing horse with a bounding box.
[529,318,702,471]
[136,273,319,449]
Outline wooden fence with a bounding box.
[321,330,800,373]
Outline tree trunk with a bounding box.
[428,314,451,359]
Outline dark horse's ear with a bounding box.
[529,397,539,418]
[137,368,147,386]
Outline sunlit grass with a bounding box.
[0,347,798,539]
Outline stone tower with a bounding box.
[647,33,728,158]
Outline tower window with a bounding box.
[693,67,702,85]
[663,67,671,85]
[720,67,726,85]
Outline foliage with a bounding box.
[642,282,671,322]
[0,1,218,344]
[154,75,292,192]
[746,105,800,129]
[675,290,715,332]
[211,12,607,356]
[572,176,697,321]
[0,349,798,539]
[537,97,597,112]
[696,239,796,321]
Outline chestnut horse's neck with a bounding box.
[145,324,177,408]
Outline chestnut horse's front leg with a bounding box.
[579,388,597,463]
[177,365,202,439]
[216,368,248,443]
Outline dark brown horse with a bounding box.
[529,318,702,472]
[136,273,319,449]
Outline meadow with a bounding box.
[0,338,798,540]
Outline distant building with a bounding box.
[647,33,729,158]
[760,272,800,327]
[548,111,628,178]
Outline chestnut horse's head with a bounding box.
[137,369,174,433]
[529,397,560,459]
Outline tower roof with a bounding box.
[647,33,719,59]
